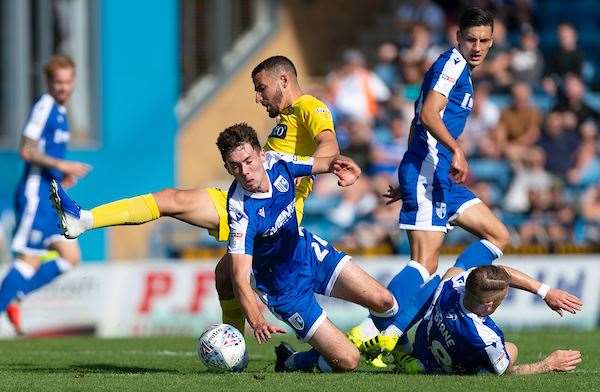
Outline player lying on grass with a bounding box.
[370,264,582,375]
[47,55,338,333]
[53,123,409,372]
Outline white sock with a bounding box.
[55,258,74,273]
[382,324,403,338]
[357,318,380,340]
[80,210,94,230]
[13,260,35,279]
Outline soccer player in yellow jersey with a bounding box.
[51,56,339,332]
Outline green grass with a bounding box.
[0,329,597,391]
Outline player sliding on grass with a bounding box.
[53,124,408,372]
[47,55,338,334]
[388,264,582,375]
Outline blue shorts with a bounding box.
[257,229,350,341]
[397,152,480,232]
[11,180,70,255]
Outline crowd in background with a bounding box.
[298,0,600,255]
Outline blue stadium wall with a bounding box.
[0,1,179,261]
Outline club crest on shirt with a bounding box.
[288,312,305,331]
[269,123,288,139]
[273,175,289,192]
[258,207,265,217]
[435,202,447,219]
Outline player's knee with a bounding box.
[505,341,518,364]
[215,256,234,300]
[488,224,510,251]
[372,288,395,314]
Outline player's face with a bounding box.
[225,143,267,193]
[253,70,284,118]
[48,67,75,104]
[457,25,493,68]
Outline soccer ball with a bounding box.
[197,324,248,372]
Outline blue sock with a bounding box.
[454,240,503,270]
[0,261,35,311]
[287,348,320,372]
[388,275,442,334]
[371,261,429,331]
[22,259,70,295]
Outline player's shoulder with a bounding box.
[430,47,468,78]
[30,93,56,114]
[295,94,331,114]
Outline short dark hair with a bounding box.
[465,265,510,298]
[45,54,75,80]
[216,123,261,162]
[251,55,297,78]
[459,7,494,32]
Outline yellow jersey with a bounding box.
[263,95,335,156]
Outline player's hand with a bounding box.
[331,156,361,187]
[59,160,92,178]
[544,288,583,316]
[61,173,78,189]
[382,184,402,205]
[545,350,582,372]
[450,148,469,184]
[252,320,285,344]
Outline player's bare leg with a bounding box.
[276,318,360,373]
[406,230,446,274]
[452,202,510,252]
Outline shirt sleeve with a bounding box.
[300,97,335,139]
[431,55,467,98]
[22,95,54,141]
[227,192,256,256]
[480,341,511,375]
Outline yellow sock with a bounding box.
[91,194,160,229]
[220,298,246,333]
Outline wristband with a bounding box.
[536,283,550,299]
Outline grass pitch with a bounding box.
[0,329,597,391]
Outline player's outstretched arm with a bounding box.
[507,350,582,375]
[501,265,583,316]
[229,253,285,343]
[311,155,361,186]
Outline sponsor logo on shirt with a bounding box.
[263,200,295,237]
[269,123,288,139]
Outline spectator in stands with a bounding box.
[473,17,512,92]
[395,0,446,45]
[537,110,580,183]
[581,184,600,245]
[327,49,391,121]
[399,61,423,102]
[399,23,444,71]
[374,42,400,91]
[546,23,585,79]
[369,115,408,181]
[495,82,542,161]
[567,120,600,188]
[510,27,544,88]
[461,82,500,157]
[552,74,599,128]
[504,146,553,214]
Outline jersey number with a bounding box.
[431,340,452,370]
[311,234,330,262]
